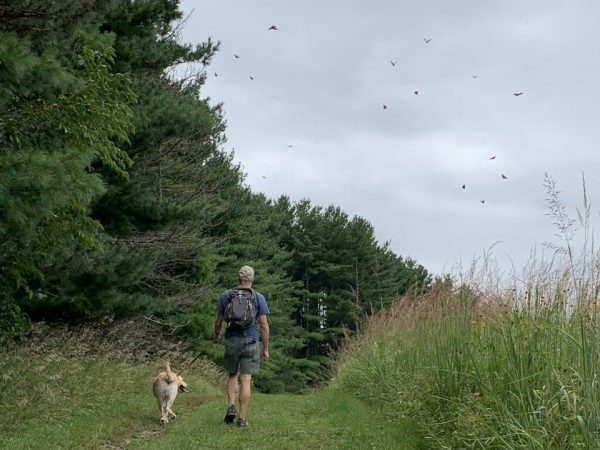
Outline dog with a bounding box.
[152,360,188,425]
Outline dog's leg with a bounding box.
[155,395,168,424]
[167,398,176,420]
[160,401,170,425]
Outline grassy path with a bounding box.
[127,389,421,450]
[0,355,424,450]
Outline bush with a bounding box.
[0,296,30,343]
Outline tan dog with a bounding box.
[152,360,188,425]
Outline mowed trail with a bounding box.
[127,390,421,450]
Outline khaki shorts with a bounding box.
[223,336,260,375]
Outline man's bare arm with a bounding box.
[214,314,224,341]
[258,315,270,360]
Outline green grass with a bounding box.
[0,350,218,450]
[332,284,600,449]
[4,286,599,450]
[5,294,599,450]
[0,348,423,450]
[129,390,422,450]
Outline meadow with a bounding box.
[0,337,421,449]
[4,252,599,449]
[2,182,600,449]
[333,273,600,449]
[332,183,600,448]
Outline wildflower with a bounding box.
[470,319,486,328]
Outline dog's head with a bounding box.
[177,375,188,393]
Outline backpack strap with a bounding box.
[249,288,258,310]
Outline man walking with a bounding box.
[214,265,270,427]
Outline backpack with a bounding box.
[224,287,257,329]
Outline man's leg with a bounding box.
[224,372,238,423]
[227,373,238,407]
[236,339,259,425]
[238,373,252,420]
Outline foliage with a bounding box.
[0,30,134,301]
[0,295,29,342]
[278,198,431,369]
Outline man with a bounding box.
[214,265,270,428]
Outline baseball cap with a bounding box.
[238,266,255,281]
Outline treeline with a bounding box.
[0,0,431,392]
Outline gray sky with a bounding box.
[178,0,600,277]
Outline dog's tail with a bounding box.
[165,359,176,383]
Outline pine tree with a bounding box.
[0,29,134,329]
[19,0,235,321]
[279,199,432,368]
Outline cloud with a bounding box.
[180,0,600,276]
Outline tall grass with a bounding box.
[332,175,600,449]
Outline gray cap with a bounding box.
[238,266,255,281]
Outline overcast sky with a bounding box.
[177,0,600,278]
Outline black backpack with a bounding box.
[224,287,257,329]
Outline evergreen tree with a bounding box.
[279,199,432,368]
[20,0,235,321]
[0,28,134,329]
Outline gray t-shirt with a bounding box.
[217,288,269,339]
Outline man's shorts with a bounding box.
[223,336,260,375]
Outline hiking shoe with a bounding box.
[237,418,249,428]
[224,405,236,423]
